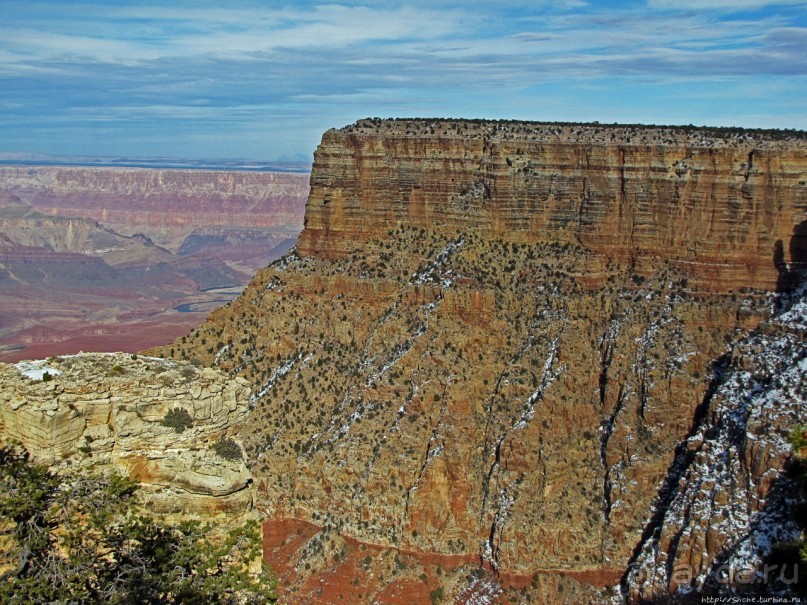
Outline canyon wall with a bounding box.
[299,119,806,291]
[0,167,308,361]
[158,120,806,603]
[0,166,307,252]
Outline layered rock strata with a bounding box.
[0,166,307,252]
[157,120,806,603]
[0,353,254,515]
[299,119,806,291]
[0,167,308,360]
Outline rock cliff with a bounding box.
[155,119,806,603]
[625,283,807,601]
[0,353,255,515]
[299,119,805,292]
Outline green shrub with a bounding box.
[0,444,277,603]
[430,586,445,604]
[213,437,243,461]
[790,425,807,453]
[162,407,194,433]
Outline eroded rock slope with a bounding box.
[157,119,806,603]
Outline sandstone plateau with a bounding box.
[127,120,807,602]
[0,167,308,361]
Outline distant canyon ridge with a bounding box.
[0,166,308,361]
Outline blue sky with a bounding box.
[0,0,804,161]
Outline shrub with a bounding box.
[213,437,243,461]
[790,425,807,454]
[430,586,445,604]
[162,407,194,433]
[0,444,277,603]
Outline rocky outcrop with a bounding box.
[157,120,806,603]
[0,353,254,515]
[298,119,806,292]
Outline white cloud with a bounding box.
[648,0,806,9]
[0,0,803,159]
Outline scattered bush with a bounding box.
[0,444,277,603]
[430,586,445,604]
[213,437,243,461]
[162,407,194,433]
[790,425,807,454]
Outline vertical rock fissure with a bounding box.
[744,149,755,182]
[403,432,434,525]
[403,386,448,525]
[619,147,628,207]
[601,382,626,526]
[480,434,505,524]
[598,318,623,527]
[598,328,616,409]
[479,332,564,569]
[480,435,505,570]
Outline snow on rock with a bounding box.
[14,359,62,381]
[623,282,807,602]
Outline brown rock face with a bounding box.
[298,119,806,291]
[157,120,806,603]
[625,291,807,601]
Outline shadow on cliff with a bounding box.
[620,410,807,604]
[617,353,734,604]
[690,456,807,600]
[775,219,807,294]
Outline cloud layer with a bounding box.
[0,0,804,159]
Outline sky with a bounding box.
[0,0,804,162]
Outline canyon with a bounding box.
[1,119,805,603]
[0,167,308,361]
[147,119,807,603]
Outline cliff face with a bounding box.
[626,285,807,600]
[299,120,806,292]
[0,206,173,267]
[159,120,807,603]
[0,353,254,515]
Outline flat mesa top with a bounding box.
[338,118,807,148]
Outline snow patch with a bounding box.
[14,360,62,381]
